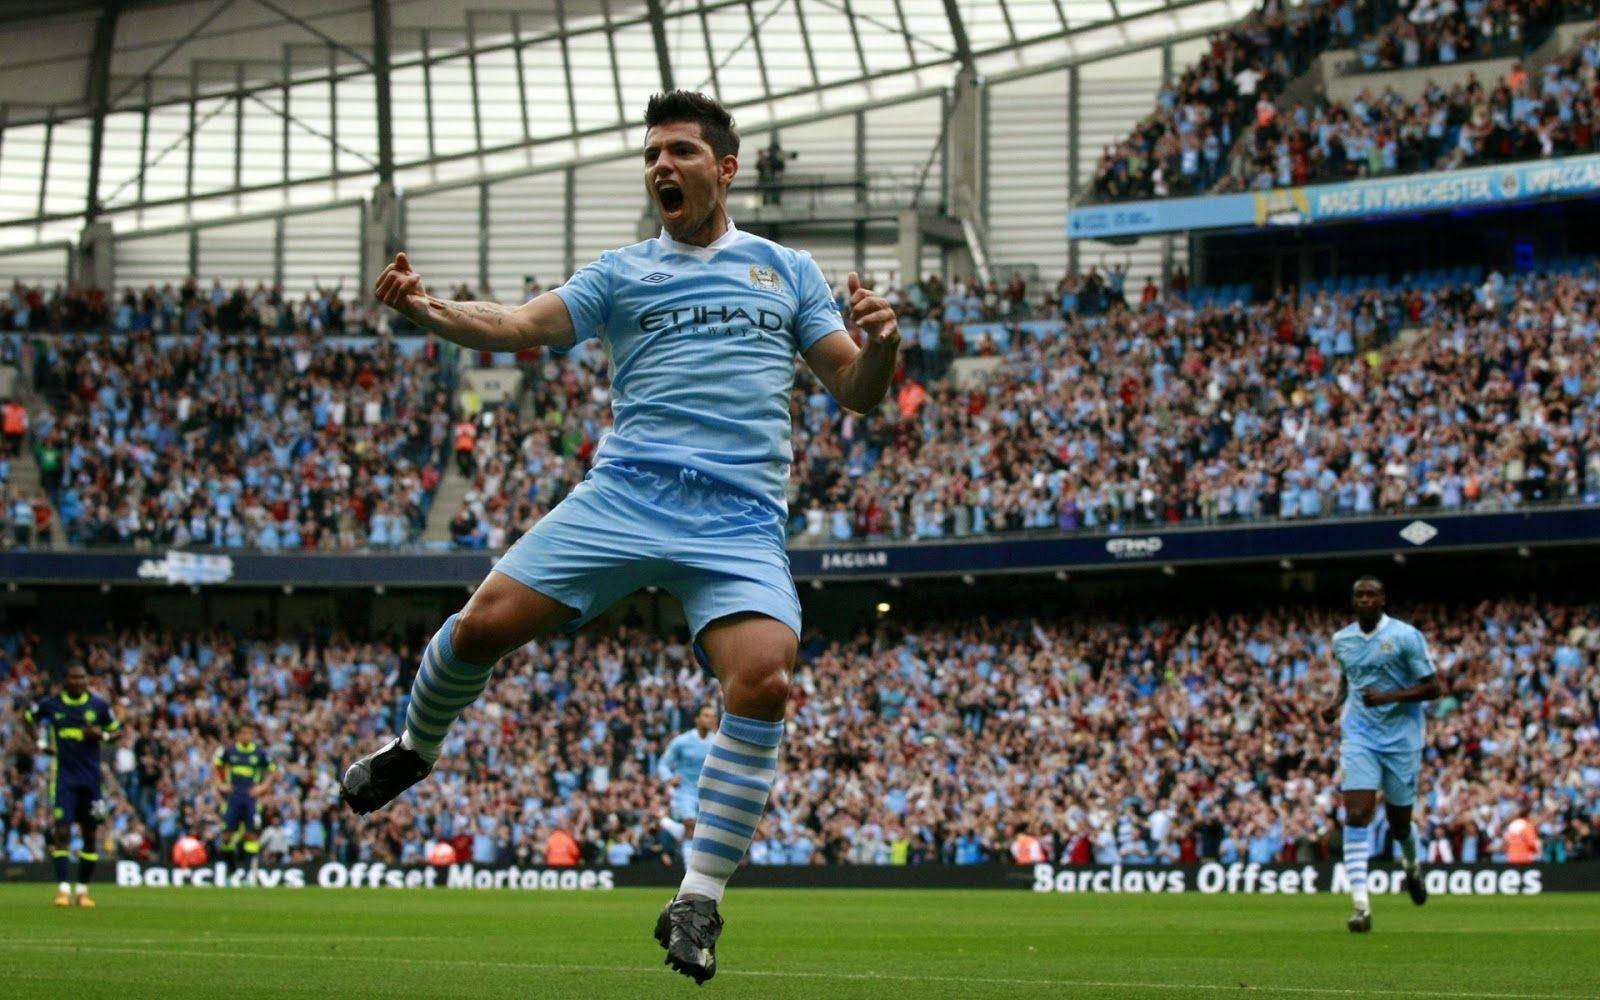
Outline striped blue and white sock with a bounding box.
[678,713,783,903]
[402,614,493,763]
[1344,823,1370,910]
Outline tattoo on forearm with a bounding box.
[433,298,508,328]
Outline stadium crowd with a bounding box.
[1355,0,1592,74]
[1091,0,1600,200]
[1228,25,1600,190]
[0,594,1595,869]
[8,329,451,550]
[793,263,1600,543]
[6,256,1600,551]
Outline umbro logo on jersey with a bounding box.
[641,272,672,284]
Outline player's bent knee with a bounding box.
[449,604,509,664]
[725,664,792,719]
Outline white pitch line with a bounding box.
[0,940,1589,1000]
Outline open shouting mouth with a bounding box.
[656,182,686,220]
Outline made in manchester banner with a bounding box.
[1066,153,1600,240]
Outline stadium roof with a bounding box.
[0,0,1247,248]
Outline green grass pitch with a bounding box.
[4,884,1599,998]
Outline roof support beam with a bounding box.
[646,0,675,92]
[793,1,822,92]
[840,0,870,79]
[84,0,120,222]
[695,5,721,99]
[371,0,394,184]
[253,0,373,70]
[108,0,236,109]
[940,0,975,73]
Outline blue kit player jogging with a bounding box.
[658,706,719,823]
[1327,575,1442,932]
[1333,612,1434,805]
[26,663,119,906]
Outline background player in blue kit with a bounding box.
[658,705,719,835]
[1320,576,1444,932]
[214,720,276,878]
[343,89,900,983]
[24,663,120,907]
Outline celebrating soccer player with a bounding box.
[346,89,899,983]
[24,663,120,907]
[1320,577,1443,932]
[213,720,276,880]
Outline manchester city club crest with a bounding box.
[1380,641,1394,654]
[749,265,782,290]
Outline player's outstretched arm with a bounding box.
[374,251,577,353]
[803,272,900,414]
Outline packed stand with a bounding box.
[442,344,607,551]
[1228,24,1600,190]
[22,330,447,549]
[1090,0,1403,200]
[788,263,1600,544]
[1,594,1596,869]
[1354,0,1594,74]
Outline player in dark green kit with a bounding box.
[24,663,120,907]
[214,720,276,877]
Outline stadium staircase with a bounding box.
[2,355,62,547]
[421,458,475,545]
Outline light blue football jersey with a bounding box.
[657,727,714,787]
[1331,614,1436,752]
[552,221,843,513]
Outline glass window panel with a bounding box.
[488,171,569,300]
[288,82,334,182]
[43,119,91,217]
[750,4,811,96]
[475,49,526,148]
[335,77,379,175]
[612,21,662,120]
[0,124,45,221]
[197,217,275,286]
[96,112,146,209]
[427,56,478,157]
[800,7,867,86]
[0,244,69,285]
[572,158,645,264]
[401,187,481,293]
[699,7,766,107]
[988,68,1068,273]
[662,7,716,99]
[521,37,574,140]
[115,231,191,290]
[239,99,283,190]
[390,65,432,164]
[567,29,620,132]
[282,204,361,298]
[190,96,238,196]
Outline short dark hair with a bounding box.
[644,90,739,160]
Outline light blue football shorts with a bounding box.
[1340,743,1421,807]
[492,460,802,656]
[670,786,700,822]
